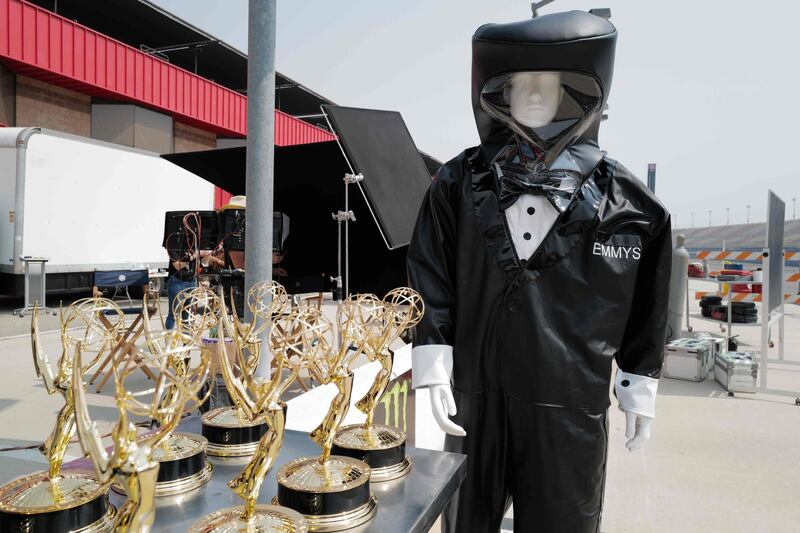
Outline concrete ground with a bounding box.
[603,276,800,532]
[0,285,798,532]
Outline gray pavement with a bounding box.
[598,279,800,532]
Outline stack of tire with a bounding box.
[719,302,758,323]
[699,295,721,317]
[700,295,757,323]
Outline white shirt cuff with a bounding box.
[411,344,453,389]
[615,370,658,418]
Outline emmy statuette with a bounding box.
[199,282,289,457]
[0,299,124,532]
[332,288,424,482]
[72,327,210,532]
[189,296,315,532]
[274,295,385,531]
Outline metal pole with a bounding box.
[793,198,796,220]
[726,207,730,225]
[245,0,276,377]
[708,210,712,226]
[13,129,39,277]
[331,211,348,301]
[341,173,363,297]
[685,273,691,331]
[746,204,751,224]
[336,216,342,297]
[760,250,770,390]
[779,251,785,361]
[345,177,349,297]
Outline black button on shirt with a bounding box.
[523,232,532,241]
[527,206,536,215]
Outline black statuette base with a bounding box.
[201,421,269,447]
[331,439,406,470]
[157,449,207,483]
[201,407,269,457]
[0,493,113,533]
[277,479,371,517]
[331,424,411,482]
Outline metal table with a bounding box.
[117,416,465,532]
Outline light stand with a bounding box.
[331,209,355,301]
[531,0,555,17]
[330,173,363,301]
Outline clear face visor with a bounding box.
[480,71,603,162]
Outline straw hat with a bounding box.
[219,195,246,211]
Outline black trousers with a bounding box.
[443,390,608,533]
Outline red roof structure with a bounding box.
[0,0,335,145]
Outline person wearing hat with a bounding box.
[164,214,225,329]
[217,195,287,275]
[219,195,247,270]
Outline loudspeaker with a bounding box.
[163,211,219,257]
[219,211,290,253]
[220,209,247,251]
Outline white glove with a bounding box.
[411,345,467,437]
[615,370,658,452]
[428,384,466,437]
[623,411,653,451]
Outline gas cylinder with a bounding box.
[667,234,690,340]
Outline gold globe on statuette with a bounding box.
[189,292,316,532]
[200,281,291,457]
[174,284,222,338]
[273,294,385,532]
[71,327,210,532]
[0,299,124,532]
[332,287,424,482]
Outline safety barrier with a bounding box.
[691,249,799,306]
[694,290,800,306]
[694,250,798,261]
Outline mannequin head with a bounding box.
[507,71,563,128]
[479,68,602,167]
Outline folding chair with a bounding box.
[301,293,323,311]
[92,269,149,310]
[89,269,156,392]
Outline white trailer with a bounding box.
[0,127,214,296]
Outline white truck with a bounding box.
[0,127,214,296]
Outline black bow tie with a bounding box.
[496,166,581,211]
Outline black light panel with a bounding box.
[323,105,433,249]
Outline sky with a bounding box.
[152,0,799,228]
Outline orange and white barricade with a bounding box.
[694,290,800,305]
[695,250,798,262]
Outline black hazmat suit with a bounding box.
[407,11,671,533]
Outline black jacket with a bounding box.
[408,148,671,409]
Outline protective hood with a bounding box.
[472,11,617,174]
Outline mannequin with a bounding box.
[407,11,671,533]
[507,71,563,128]
[426,69,654,449]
